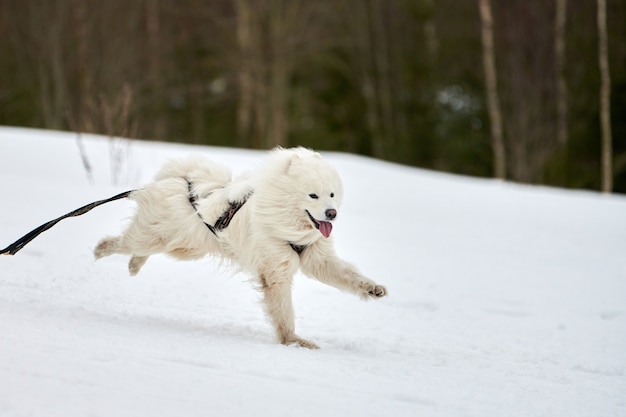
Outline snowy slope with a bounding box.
[0,127,625,417]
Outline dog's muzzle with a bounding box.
[306,210,333,238]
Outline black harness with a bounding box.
[186,180,306,255]
[187,180,247,237]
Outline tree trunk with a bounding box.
[369,0,395,160]
[597,0,612,193]
[235,0,254,147]
[71,0,91,131]
[268,54,288,148]
[354,1,383,158]
[554,0,569,185]
[555,0,568,146]
[145,0,166,140]
[478,0,506,180]
[268,1,289,147]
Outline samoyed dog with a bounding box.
[94,147,387,348]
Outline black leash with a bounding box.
[1,190,135,256]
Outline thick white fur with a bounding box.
[94,147,387,348]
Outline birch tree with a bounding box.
[597,0,612,192]
[478,0,506,179]
[555,0,568,146]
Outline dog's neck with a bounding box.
[289,243,306,255]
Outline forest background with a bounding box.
[1,0,625,192]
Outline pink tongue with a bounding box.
[318,221,333,238]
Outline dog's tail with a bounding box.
[1,190,135,256]
[155,157,232,197]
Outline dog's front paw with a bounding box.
[366,284,387,299]
[283,335,320,349]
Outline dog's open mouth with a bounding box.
[306,210,332,238]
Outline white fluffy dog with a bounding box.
[94,147,387,348]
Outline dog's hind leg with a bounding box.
[94,236,121,259]
[95,236,150,275]
[128,255,149,276]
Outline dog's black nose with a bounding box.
[325,208,337,220]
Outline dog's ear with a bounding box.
[280,147,321,174]
[284,153,301,174]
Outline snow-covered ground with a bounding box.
[0,127,624,417]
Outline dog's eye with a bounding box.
[309,193,319,199]
[330,192,334,198]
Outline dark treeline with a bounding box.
[0,0,625,191]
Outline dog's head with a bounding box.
[281,148,344,239]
